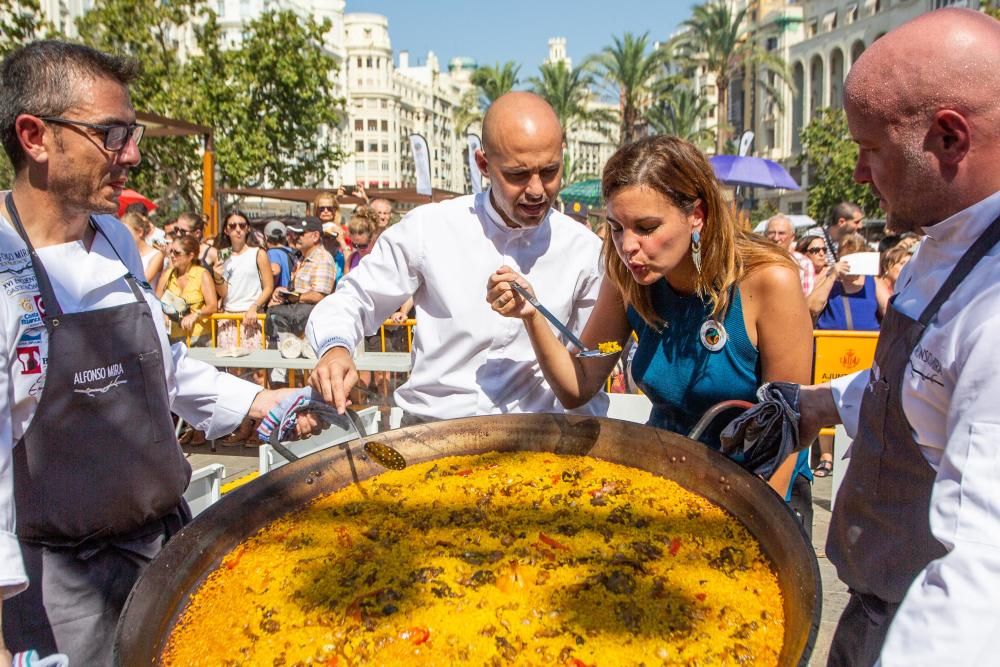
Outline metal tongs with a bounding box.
[268,401,407,470]
[510,282,617,358]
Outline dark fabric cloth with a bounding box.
[719,381,801,480]
[827,591,901,667]
[265,302,315,340]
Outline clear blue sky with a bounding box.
[345,0,693,76]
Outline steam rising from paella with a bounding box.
[164,452,783,665]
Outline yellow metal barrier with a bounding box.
[813,330,879,436]
[209,312,268,348]
[377,319,416,352]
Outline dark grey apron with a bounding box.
[2,195,191,664]
[826,214,1000,666]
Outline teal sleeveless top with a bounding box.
[626,279,812,496]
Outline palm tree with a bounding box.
[646,88,716,149]
[453,87,482,136]
[528,60,616,139]
[673,1,792,155]
[469,61,520,110]
[587,32,669,146]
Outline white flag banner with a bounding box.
[409,133,432,197]
[738,130,755,157]
[467,133,483,194]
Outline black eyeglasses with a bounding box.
[38,116,145,151]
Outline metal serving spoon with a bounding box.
[268,402,407,471]
[510,282,618,358]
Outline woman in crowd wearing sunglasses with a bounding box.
[156,234,217,346]
[212,210,274,352]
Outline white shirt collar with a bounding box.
[922,189,1000,245]
[481,188,553,235]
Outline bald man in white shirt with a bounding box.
[792,9,1000,666]
[306,92,607,422]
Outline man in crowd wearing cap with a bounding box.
[264,219,295,290]
[265,216,335,350]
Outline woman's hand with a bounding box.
[827,259,850,280]
[390,310,407,324]
[487,266,537,320]
[181,312,198,333]
[243,305,259,329]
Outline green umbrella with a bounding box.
[560,179,602,208]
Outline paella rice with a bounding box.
[163,452,784,666]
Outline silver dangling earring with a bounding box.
[691,230,702,274]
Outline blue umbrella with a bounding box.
[709,155,800,191]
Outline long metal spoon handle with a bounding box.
[510,282,588,352]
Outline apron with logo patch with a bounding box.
[2,195,190,663]
[826,213,1000,665]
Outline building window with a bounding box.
[382,161,390,171]
[806,20,818,38]
[382,143,388,153]
[367,120,378,131]
[217,0,225,16]
[366,57,373,68]
[355,160,364,172]
[822,10,837,32]
[381,120,389,131]
[356,57,362,68]
[355,140,364,152]
[354,119,363,131]
[846,3,858,23]
[766,36,778,52]
[381,99,388,109]
[369,142,378,152]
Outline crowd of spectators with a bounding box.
[759,202,919,477]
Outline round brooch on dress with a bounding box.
[699,319,727,352]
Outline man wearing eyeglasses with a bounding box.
[0,41,314,665]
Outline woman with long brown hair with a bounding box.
[489,135,814,506]
[156,234,217,347]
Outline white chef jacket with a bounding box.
[0,202,262,599]
[306,191,609,419]
[830,189,1000,666]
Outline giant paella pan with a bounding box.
[115,414,821,665]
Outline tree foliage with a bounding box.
[587,32,667,146]
[470,61,520,109]
[673,1,791,155]
[529,60,616,140]
[798,108,878,222]
[1,0,344,209]
[646,87,715,149]
[0,0,61,188]
[184,10,346,190]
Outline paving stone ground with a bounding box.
[184,439,848,666]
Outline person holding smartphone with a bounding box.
[265,216,335,353]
